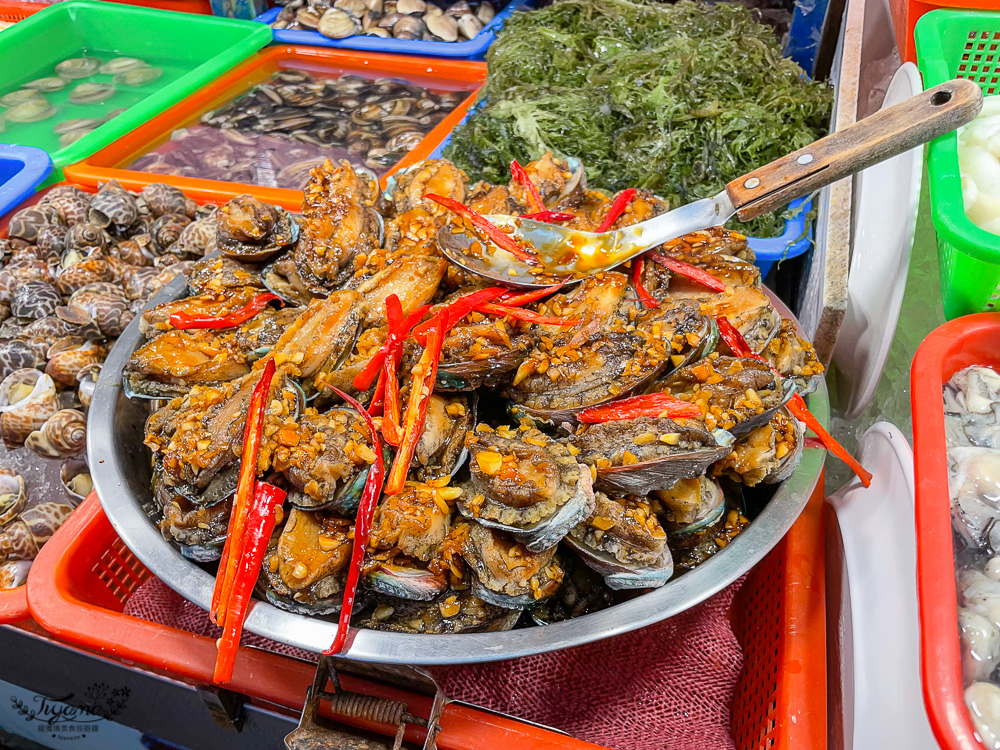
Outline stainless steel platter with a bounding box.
[89,276,827,665]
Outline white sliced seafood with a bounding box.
[960,608,1000,681]
[968,681,1000,750]
[950,446,1000,549]
[946,366,1000,448]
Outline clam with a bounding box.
[0,89,43,107]
[99,56,146,75]
[53,117,103,136]
[88,180,139,233]
[425,12,458,41]
[457,424,595,552]
[45,337,106,386]
[0,560,31,590]
[11,281,61,321]
[357,589,520,633]
[0,468,26,525]
[570,416,734,496]
[55,56,101,80]
[69,82,116,105]
[24,77,66,93]
[476,1,495,23]
[461,522,565,609]
[60,458,92,504]
[216,194,298,263]
[114,67,163,87]
[445,0,470,16]
[318,7,362,38]
[396,0,425,13]
[334,0,367,15]
[5,100,56,124]
[393,14,424,39]
[659,355,796,437]
[296,6,321,28]
[25,408,87,458]
[0,369,59,446]
[263,509,353,615]
[457,12,482,39]
[565,493,673,589]
[655,476,726,537]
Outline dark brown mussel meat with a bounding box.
[273,406,379,513]
[216,194,298,263]
[458,424,595,552]
[263,508,354,615]
[570,416,733,496]
[364,482,454,601]
[460,521,565,609]
[565,492,673,589]
[659,354,796,437]
[711,410,805,487]
[506,274,716,424]
[357,589,521,634]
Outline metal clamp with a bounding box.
[285,656,447,750]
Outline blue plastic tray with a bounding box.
[427,124,813,276]
[255,0,530,59]
[0,145,52,218]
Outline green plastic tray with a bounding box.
[0,0,271,167]
[917,10,1000,319]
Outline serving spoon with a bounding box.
[438,78,983,289]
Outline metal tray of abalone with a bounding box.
[88,276,827,665]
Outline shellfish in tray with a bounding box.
[118,156,840,641]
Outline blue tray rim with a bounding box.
[0,144,52,218]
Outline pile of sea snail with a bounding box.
[271,0,499,42]
[0,181,216,506]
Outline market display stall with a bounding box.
[0,0,991,747]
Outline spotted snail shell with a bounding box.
[25,408,86,459]
[0,369,59,446]
[0,467,26,526]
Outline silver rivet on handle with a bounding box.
[743,177,760,189]
[797,153,814,165]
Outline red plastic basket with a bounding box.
[911,313,1000,750]
[25,476,826,749]
[0,1,44,24]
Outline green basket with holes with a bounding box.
[917,10,1000,318]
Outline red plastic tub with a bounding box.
[0,1,43,24]
[912,312,1000,750]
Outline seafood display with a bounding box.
[0,180,222,587]
[270,0,501,43]
[945,366,1000,746]
[123,154,838,660]
[127,70,468,188]
[0,53,176,153]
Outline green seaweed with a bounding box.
[444,0,833,237]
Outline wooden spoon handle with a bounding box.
[725,78,983,221]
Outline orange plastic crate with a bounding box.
[0,1,43,23]
[25,478,825,749]
[99,0,212,13]
[64,45,486,209]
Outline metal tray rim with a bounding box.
[89,277,827,664]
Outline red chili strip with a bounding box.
[325,387,385,656]
[510,160,545,214]
[214,480,285,684]
[478,302,581,326]
[595,188,637,233]
[353,299,431,391]
[578,393,703,423]
[425,194,541,266]
[211,358,276,626]
[521,210,576,223]
[386,318,445,495]
[498,282,566,307]
[382,350,403,446]
[412,287,506,344]
[170,293,281,330]
[632,256,658,309]
[646,252,727,293]
[715,315,872,488]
